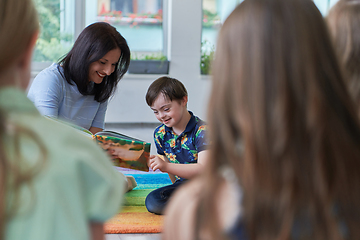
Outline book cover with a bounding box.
[46,117,150,171]
[94,131,150,172]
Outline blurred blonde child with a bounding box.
[0,0,125,239]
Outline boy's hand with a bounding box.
[148,155,168,172]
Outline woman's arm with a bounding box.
[91,101,108,130]
[148,150,209,179]
[89,127,103,135]
[27,65,63,117]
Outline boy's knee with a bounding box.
[145,192,164,215]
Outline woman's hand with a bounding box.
[89,127,103,135]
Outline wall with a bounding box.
[104,0,212,153]
[105,0,211,124]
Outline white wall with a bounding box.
[103,0,212,124]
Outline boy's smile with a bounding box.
[150,93,190,135]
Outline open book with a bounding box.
[48,117,150,171]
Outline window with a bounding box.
[33,0,75,64]
[33,0,166,72]
[201,0,241,74]
[87,0,166,60]
[200,0,340,74]
[314,0,340,15]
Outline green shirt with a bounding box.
[1,87,124,240]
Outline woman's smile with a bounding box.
[88,48,121,84]
[97,71,106,78]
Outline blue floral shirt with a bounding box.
[154,111,209,180]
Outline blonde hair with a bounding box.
[327,0,360,116]
[0,0,45,238]
[197,0,360,239]
[0,0,39,73]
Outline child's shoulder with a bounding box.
[188,115,207,140]
[154,124,166,137]
[192,115,207,131]
[193,115,206,125]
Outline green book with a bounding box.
[47,117,150,171]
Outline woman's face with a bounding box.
[88,48,121,84]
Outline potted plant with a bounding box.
[200,41,215,75]
[128,53,169,74]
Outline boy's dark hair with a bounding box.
[146,76,188,106]
[59,22,130,103]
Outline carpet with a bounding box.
[104,169,172,234]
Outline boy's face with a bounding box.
[150,93,187,129]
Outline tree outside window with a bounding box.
[94,0,165,60]
[33,0,73,62]
[200,0,340,75]
[33,0,165,64]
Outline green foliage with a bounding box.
[202,9,221,28]
[99,10,163,22]
[35,37,71,62]
[130,52,167,61]
[200,40,215,75]
[33,0,73,62]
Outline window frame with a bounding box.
[32,0,169,74]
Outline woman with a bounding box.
[28,23,137,191]
[0,0,125,239]
[28,21,130,134]
[163,0,360,239]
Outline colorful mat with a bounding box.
[104,169,172,234]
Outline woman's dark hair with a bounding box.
[59,22,130,102]
[145,76,188,106]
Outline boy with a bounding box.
[145,76,209,215]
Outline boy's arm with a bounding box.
[148,150,209,180]
[158,155,177,183]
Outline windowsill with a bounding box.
[31,62,53,78]
[123,73,166,79]
[128,60,169,74]
[31,70,168,80]
[31,61,171,79]
[97,16,162,26]
[201,74,211,81]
